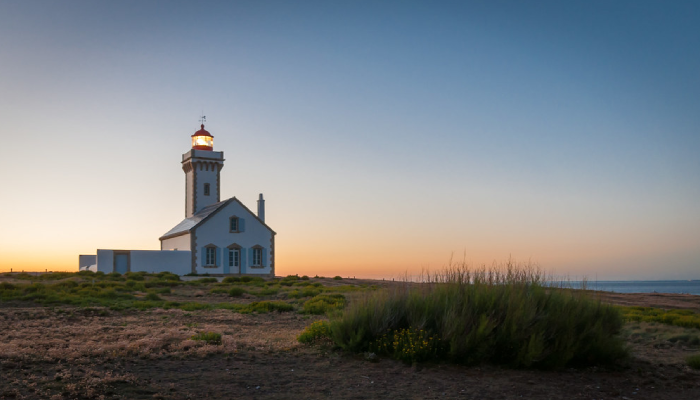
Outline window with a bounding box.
[252,247,263,266]
[229,216,244,232]
[203,183,210,196]
[228,248,240,267]
[205,246,216,266]
[229,216,239,232]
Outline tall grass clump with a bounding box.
[191,331,222,345]
[687,354,700,370]
[328,262,627,368]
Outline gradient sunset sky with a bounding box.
[0,1,698,279]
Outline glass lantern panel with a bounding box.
[192,135,213,148]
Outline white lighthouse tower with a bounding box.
[182,123,225,217]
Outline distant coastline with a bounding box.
[564,280,700,296]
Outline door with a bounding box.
[114,253,129,274]
[226,248,240,274]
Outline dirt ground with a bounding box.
[1,286,700,399]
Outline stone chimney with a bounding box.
[257,193,265,222]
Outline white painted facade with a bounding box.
[80,122,277,276]
[161,233,191,251]
[190,199,274,275]
[95,250,191,275]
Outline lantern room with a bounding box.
[191,124,214,150]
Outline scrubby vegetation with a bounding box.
[621,306,700,329]
[302,294,346,315]
[688,354,700,370]
[0,271,370,316]
[191,331,222,345]
[297,320,331,344]
[323,263,627,368]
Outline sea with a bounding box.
[562,280,700,296]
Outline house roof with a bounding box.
[159,197,276,241]
[159,199,231,240]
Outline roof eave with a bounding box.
[159,231,191,241]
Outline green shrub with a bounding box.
[333,276,343,280]
[153,287,171,294]
[193,278,218,284]
[179,302,212,311]
[229,287,246,297]
[303,294,346,315]
[209,288,229,294]
[289,288,322,299]
[144,293,162,301]
[191,331,222,345]
[687,354,700,370]
[256,288,279,296]
[297,320,331,344]
[328,263,627,368]
[223,276,241,283]
[238,276,265,285]
[301,275,310,280]
[124,273,145,281]
[371,328,443,364]
[156,272,181,281]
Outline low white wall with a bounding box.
[130,250,191,275]
[79,255,97,271]
[95,249,191,275]
[96,250,114,273]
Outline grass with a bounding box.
[302,294,346,315]
[687,354,700,370]
[325,262,627,368]
[621,306,700,329]
[190,331,222,345]
[297,320,331,344]
[0,271,371,319]
[228,287,246,297]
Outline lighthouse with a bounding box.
[182,124,225,217]
[82,119,276,277]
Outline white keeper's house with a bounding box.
[79,123,276,276]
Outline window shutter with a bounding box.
[216,247,221,266]
[249,248,254,266]
[240,249,246,273]
[240,218,245,232]
[200,247,206,267]
[262,248,267,267]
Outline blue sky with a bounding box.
[0,1,698,279]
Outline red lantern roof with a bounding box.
[191,124,213,138]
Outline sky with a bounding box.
[0,0,698,280]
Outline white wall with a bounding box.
[161,234,191,251]
[79,255,97,272]
[194,199,273,276]
[96,249,114,273]
[130,250,191,275]
[95,249,191,275]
